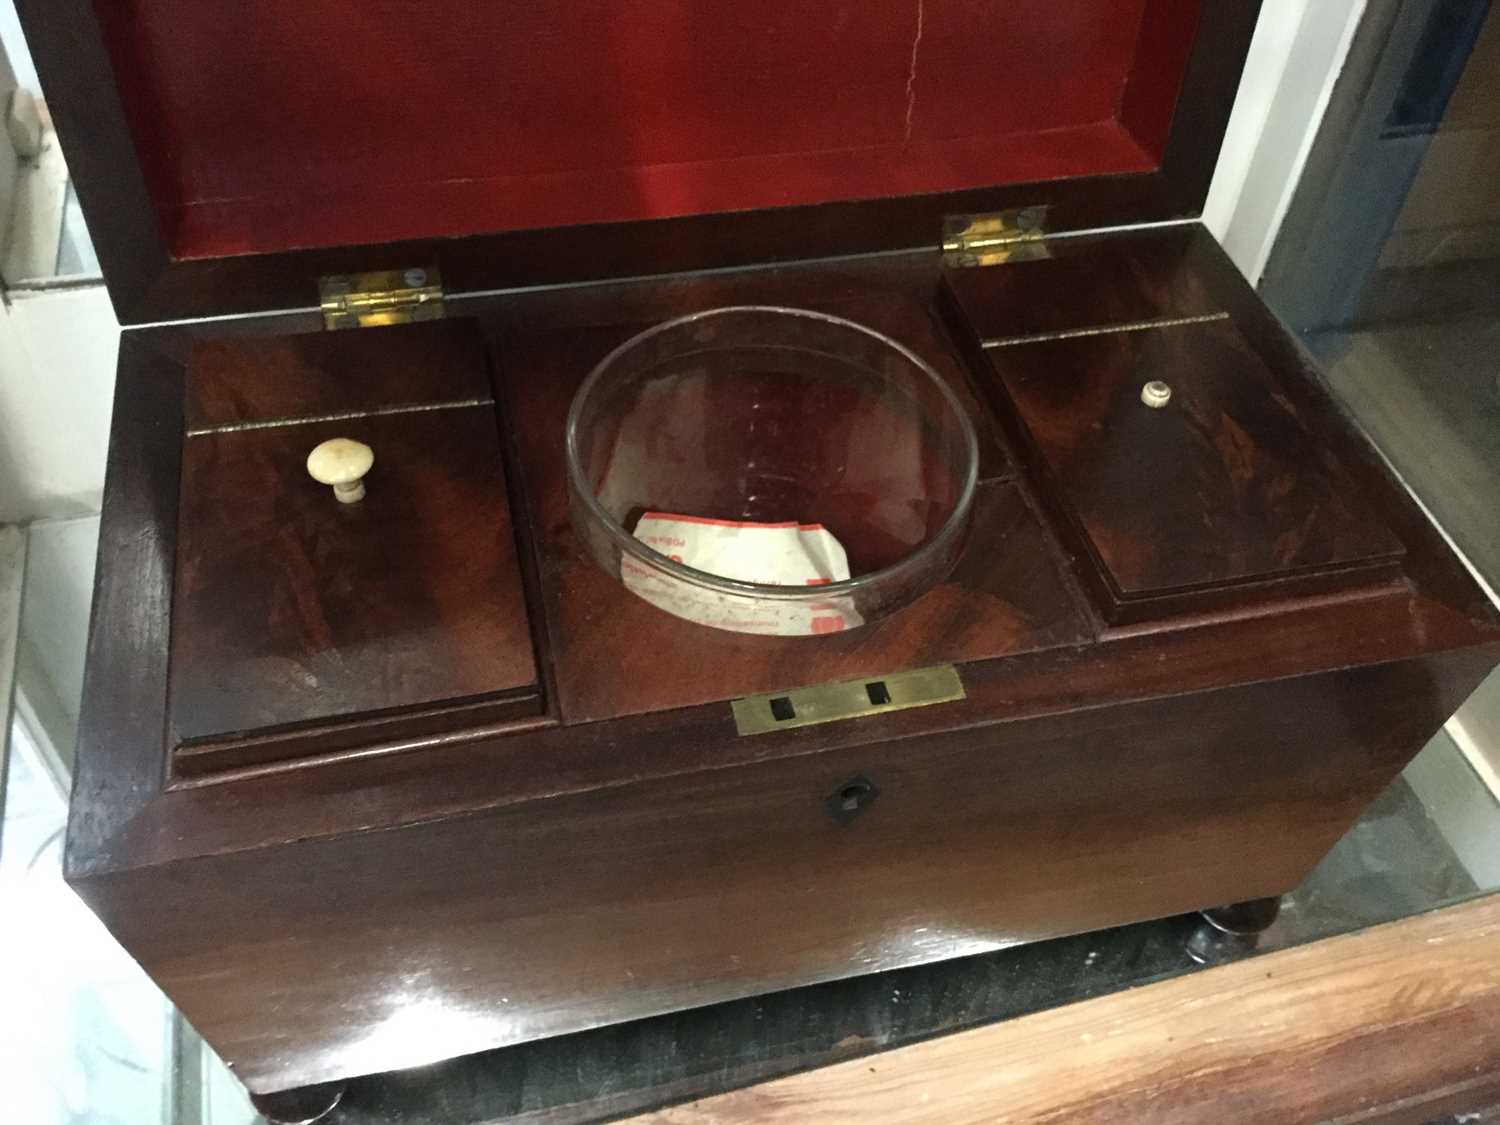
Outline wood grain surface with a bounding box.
[985,318,1405,615]
[636,894,1500,1124]
[497,285,1090,723]
[502,307,1085,720]
[185,319,489,429]
[90,655,1479,1095]
[942,223,1224,341]
[170,407,540,750]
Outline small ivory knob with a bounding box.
[1140,380,1172,409]
[306,438,374,503]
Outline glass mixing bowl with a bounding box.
[565,306,979,635]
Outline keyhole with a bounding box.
[826,776,879,825]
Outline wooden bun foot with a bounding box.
[248,1080,347,1124]
[1185,896,1283,965]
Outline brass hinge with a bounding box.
[942,206,1052,268]
[319,267,445,330]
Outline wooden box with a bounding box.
[24,0,1500,1106]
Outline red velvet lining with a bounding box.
[95,0,1202,260]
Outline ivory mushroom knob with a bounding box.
[1140,380,1173,409]
[306,438,374,503]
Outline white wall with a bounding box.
[0,0,38,93]
[12,512,98,779]
[1205,0,1368,281]
[0,285,118,523]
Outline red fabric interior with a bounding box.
[96,0,1202,260]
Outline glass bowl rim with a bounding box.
[564,305,981,603]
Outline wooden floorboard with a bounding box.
[634,895,1500,1124]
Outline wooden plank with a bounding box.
[636,895,1500,1124]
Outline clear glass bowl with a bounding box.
[565,306,979,635]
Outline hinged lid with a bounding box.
[169,320,544,778]
[20,1,1263,323]
[983,317,1408,624]
[945,227,1409,624]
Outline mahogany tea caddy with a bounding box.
[20,0,1500,1106]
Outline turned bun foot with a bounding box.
[249,1080,346,1125]
[1185,896,1282,965]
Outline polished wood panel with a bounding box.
[64,333,184,865]
[638,894,1500,1124]
[185,319,489,428]
[171,696,552,783]
[243,776,1473,1123]
[99,592,1500,868]
[500,303,1084,723]
[78,654,1489,1095]
[1177,229,1496,622]
[18,1,1263,321]
[942,223,1224,341]
[984,319,1406,620]
[797,292,1014,482]
[545,480,1087,722]
[170,406,539,750]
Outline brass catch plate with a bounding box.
[731,665,965,736]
